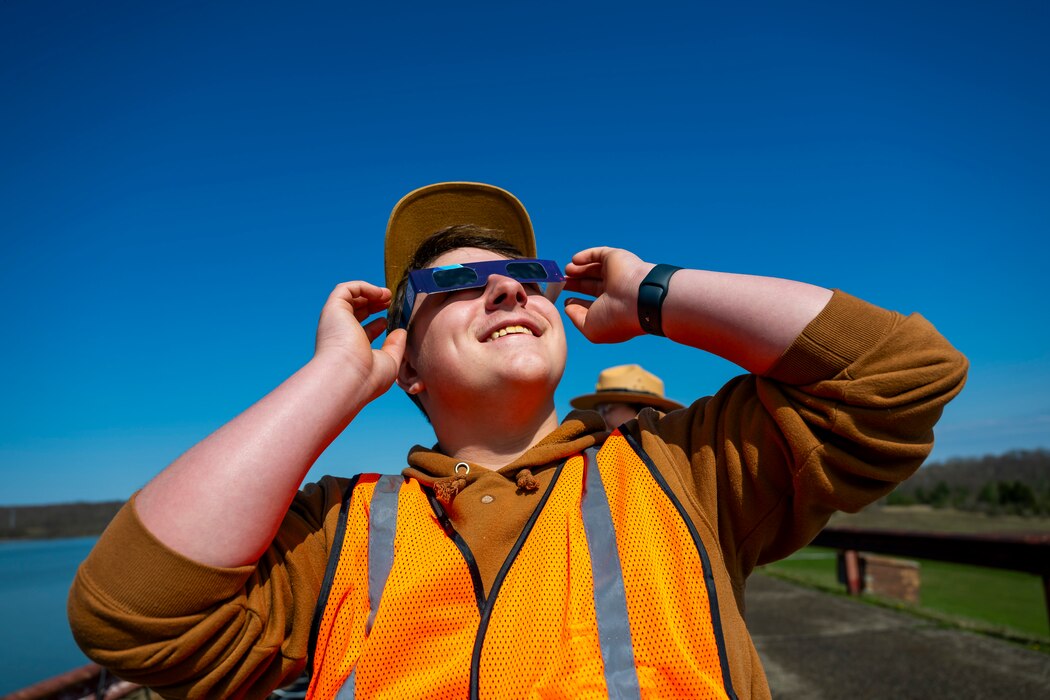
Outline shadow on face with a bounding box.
[596,403,644,431]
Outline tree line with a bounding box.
[0,500,125,540]
[887,448,1050,515]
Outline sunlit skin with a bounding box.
[398,248,567,462]
[134,243,832,567]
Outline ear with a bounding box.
[396,349,425,396]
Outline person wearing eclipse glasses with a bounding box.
[69,182,967,699]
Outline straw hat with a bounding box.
[384,182,536,294]
[570,364,685,412]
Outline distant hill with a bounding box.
[0,500,125,540]
[889,448,1050,515]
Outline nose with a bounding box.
[484,274,529,311]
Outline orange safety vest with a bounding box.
[306,431,737,699]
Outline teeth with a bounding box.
[488,325,534,341]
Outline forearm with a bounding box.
[136,354,370,567]
[660,269,833,374]
[563,247,834,373]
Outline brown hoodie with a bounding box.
[68,291,968,699]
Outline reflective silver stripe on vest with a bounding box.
[367,474,402,634]
[581,446,642,698]
[334,671,355,700]
[334,474,402,700]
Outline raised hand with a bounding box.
[563,246,654,344]
[314,281,407,404]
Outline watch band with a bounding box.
[637,264,682,336]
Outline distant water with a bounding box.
[0,537,96,695]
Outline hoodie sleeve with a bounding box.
[635,290,968,581]
[67,476,348,699]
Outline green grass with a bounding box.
[760,547,839,588]
[759,546,1050,640]
[918,559,1047,637]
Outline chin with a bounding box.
[496,356,564,393]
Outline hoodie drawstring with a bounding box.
[433,475,467,505]
[432,464,540,505]
[516,468,539,492]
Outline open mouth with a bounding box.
[487,325,536,342]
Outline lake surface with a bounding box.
[0,537,96,695]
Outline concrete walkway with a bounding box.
[745,573,1050,699]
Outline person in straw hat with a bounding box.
[570,364,685,430]
[70,182,967,699]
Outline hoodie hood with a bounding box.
[403,410,608,501]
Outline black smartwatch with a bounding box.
[637,264,682,336]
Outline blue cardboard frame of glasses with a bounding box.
[396,258,565,330]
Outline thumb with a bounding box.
[379,328,408,368]
[563,298,592,334]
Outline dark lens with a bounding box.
[431,266,480,289]
[505,261,548,281]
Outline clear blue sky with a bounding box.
[2,1,1047,505]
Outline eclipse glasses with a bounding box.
[396,258,565,330]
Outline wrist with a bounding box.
[304,353,377,412]
[637,264,682,336]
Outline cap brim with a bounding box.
[569,391,685,413]
[384,182,536,293]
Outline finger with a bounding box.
[563,297,592,333]
[337,298,388,325]
[329,283,393,323]
[349,295,392,323]
[563,277,605,298]
[329,281,392,307]
[564,260,604,279]
[362,316,390,344]
[570,246,616,266]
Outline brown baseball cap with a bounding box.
[384,182,537,294]
[570,364,685,412]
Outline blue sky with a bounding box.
[2,1,1047,505]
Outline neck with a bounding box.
[429,395,561,468]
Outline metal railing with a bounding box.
[3,665,307,700]
[811,526,1050,626]
[1,664,150,700]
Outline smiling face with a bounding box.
[398,247,567,416]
